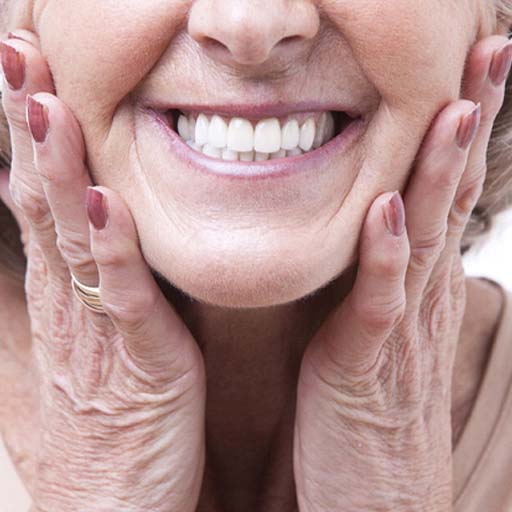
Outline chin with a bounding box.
[143,235,357,309]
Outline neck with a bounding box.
[156,266,357,511]
[158,265,358,374]
[156,272,504,511]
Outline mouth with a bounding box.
[160,107,360,162]
[145,101,367,179]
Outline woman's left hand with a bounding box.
[294,35,511,511]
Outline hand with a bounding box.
[293,35,511,511]
[0,30,206,512]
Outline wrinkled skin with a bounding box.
[6,0,499,307]
[0,1,511,511]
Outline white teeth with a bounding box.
[281,119,300,150]
[271,148,286,159]
[286,147,303,157]
[239,150,255,162]
[208,115,228,148]
[299,118,315,152]
[254,118,281,153]
[188,115,196,138]
[187,140,201,151]
[202,143,222,158]
[178,115,190,140]
[313,112,327,149]
[222,148,239,161]
[227,118,254,152]
[178,111,341,160]
[195,114,209,146]
[255,151,269,161]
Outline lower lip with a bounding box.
[145,108,366,180]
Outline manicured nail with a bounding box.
[7,32,30,43]
[488,41,512,86]
[27,96,50,143]
[382,191,405,237]
[86,187,108,231]
[0,41,25,90]
[456,103,481,150]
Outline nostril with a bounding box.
[202,37,229,54]
[279,35,302,46]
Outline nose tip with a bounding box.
[188,0,319,66]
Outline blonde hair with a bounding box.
[0,2,511,281]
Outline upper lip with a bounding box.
[144,101,364,120]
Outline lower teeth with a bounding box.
[186,141,307,161]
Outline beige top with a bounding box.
[453,283,512,511]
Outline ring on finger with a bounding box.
[71,273,105,314]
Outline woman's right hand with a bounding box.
[0,30,206,512]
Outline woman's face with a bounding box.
[16,1,491,307]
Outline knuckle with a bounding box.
[481,92,505,125]
[10,179,51,227]
[421,284,451,339]
[352,292,406,334]
[56,231,94,270]
[92,244,130,269]
[450,179,484,232]
[370,249,408,277]
[410,227,446,272]
[1,96,27,130]
[434,163,463,192]
[102,288,160,333]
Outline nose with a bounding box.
[188,0,320,67]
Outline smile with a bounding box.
[146,104,367,179]
[167,109,353,162]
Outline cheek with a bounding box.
[35,0,190,132]
[320,0,477,202]
[324,0,475,108]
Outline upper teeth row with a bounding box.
[176,112,335,154]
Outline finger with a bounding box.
[0,38,62,271]
[87,187,204,383]
[27,92,98,287]
[403,100,480,312]
[447,36,512,248]
[305,192,409,378]
[7,29,42,50]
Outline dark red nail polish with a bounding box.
[86,187,108,230]
[27,96,50,143]
[0,41,25,90]
[7,32,30,43]
[456,103,481,150]
[383,191,405,237]
[489,41,512,86]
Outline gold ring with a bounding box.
[71,273,105,314]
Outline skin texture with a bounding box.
[0,1,510,511]
[11,0,486,306]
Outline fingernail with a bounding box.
[86,187,108,231]
[0,41,25,91]
[488,41,512,86]
[382,191,405,237]
[456,103,481,150]
[7,32,30,43]
[26,96,50,143]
